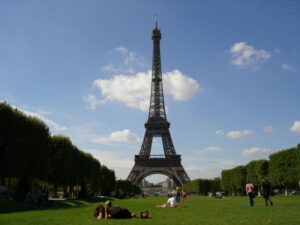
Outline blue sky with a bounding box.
[1,0,300,182]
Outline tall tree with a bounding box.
[246,161,259,187]
[99,165,116,196]
[296,144,300,190]
[0,103,14,183]
[255,160,269,182]
[221,170,233,194]
[184,179,200,194]
[48,135,74,196]
[231,166,247,195]
[89,159,101,196]
[269,147,299,195]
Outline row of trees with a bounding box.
[184,145,299,196]
[115,180,142,198]
[0,102,117,200]
[184,178,221,195]
[221,145,300,195]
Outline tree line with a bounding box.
[184,145,300,196]
[183,178,221,195]
[221,145,300,195]
[0,102,140,201]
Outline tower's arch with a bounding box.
[135,168,182,186]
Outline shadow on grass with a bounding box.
[0,197,111,214]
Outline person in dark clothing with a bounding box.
[261,178,273,206]
[95,202,149,220]
[104,200,132,219]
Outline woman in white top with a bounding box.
[156,194,178,208]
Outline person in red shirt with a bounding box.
[182,190,187,202]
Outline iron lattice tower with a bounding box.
[127,21,190,186]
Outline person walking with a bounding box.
[261,178,273,206]
[246,181,255,207]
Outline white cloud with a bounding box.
[92,129,141,144]
[263,125,273,133]
[216,129,254,139]
[282,63,297,72]
[116,47,143,66]
[185,165,220,179]
[227,130,253,139]
[203,146,222,152]
[114,46,128,54]
[93,71,151,111]
[89,70,200,111]
[102,64,120,74]
[290,121,300,134]
[102,47,147,74]
[164,70,200,100]
[241,147,272,159]
[230,42,271,67]
[87,45,200,111]
[216,130,225,136]
[83,94,105,109]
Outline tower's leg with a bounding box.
[138,131,153,157]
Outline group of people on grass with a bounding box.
[246,177,274,207]
[156,186,187,208]
[94,179,274,220]
[94,186,187,220]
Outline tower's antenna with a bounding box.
[155,13,158,28]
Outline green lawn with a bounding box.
[1,196,300,225]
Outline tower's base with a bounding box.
[127,155,190,186]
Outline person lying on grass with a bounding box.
[94,205,105,219]
[94,200,149,219]
[156,194,178,208]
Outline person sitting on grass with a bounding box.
[156,194,178,208]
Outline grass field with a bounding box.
[1,196,300,225]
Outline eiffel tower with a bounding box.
[127,21,190,186]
